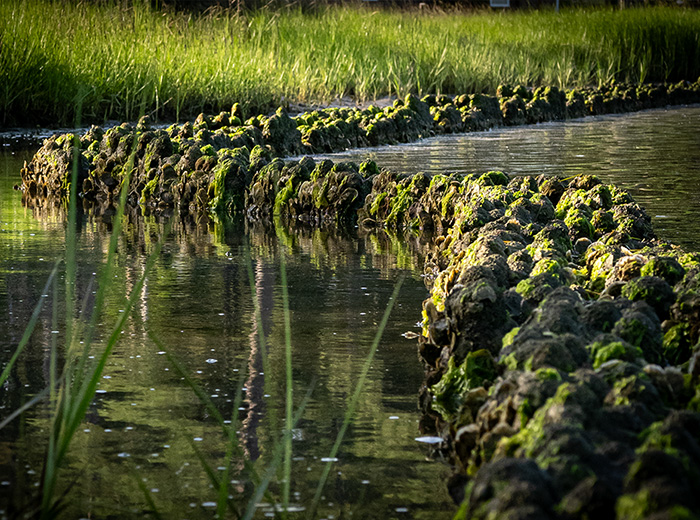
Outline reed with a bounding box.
[0,101,176,516]
[38,147,172,518]
[1,0,698,127]
[308,275,404,520]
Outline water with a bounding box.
[314,105,700,250]
[0,151,448,518]
[1,105,700,519]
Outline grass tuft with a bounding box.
[1,2,699,126]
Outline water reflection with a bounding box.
[314,105,700,249]
[0,152,450,519]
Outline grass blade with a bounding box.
[279,247,293,512]
[307,275,405,520]
[0,387,50,431]
[242,380,315,520]
[0,261,59,392]
[133,471,164,520]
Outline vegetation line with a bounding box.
[1,1,699,127]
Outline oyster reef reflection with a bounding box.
[0,152,452,519]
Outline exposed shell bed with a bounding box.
[17,80,700,518]
[372,170,700,519]
[19,79,700,218]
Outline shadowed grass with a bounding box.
[1,1,699,126]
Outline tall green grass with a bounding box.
[38,139,173,518]
[0,105,176,515]
[1,0,699,126]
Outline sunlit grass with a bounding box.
[1,1,699,126]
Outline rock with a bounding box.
[467,458,558,520]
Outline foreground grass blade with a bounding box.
[42,216,169,516]
[133,471,164,520]
[308,275,405,520]
[0,387,50,431]
[39,120,170,515]
[279,248,294,512]
[0,261,59,391]
[188,441,241,518]
[156,339,275,517]
[63,117,81,355]
[242,381,316,520]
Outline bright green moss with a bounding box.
[359,159,379,178]
[531,257,567,277]
[564,209,595,239]
[431,349,497,421]
[640,257,685,285]
[535,367,562,382]
[274,177,296,214]
[615,489,653,519]
[499,382,574,457]
[139,177,159,205]
[477,170,508,187]
[588,340,643,369]
[555,189,587,219]
[200,144,216,157]
[502,327,521,349]
[516,277,538,299]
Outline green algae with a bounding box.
[502,327,520,349]
[588,340,643,369]
[607,375,648,407]
[431,349,497,421]
[535,367,563,382]
[531,257,568,278]
[500,382,576,457]
[208,147,250,213]
[564,208,596,240]
[515,274,554,300]
[615,489,656,519]
[139,177,159,205]
[640,257,686,285]
[662,323,697,366]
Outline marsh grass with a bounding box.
[37,143,173,518]
[1,0,699,126]
[0,104,176,516]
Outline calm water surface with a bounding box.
[1,105,699,519]
[0,151,447,518]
